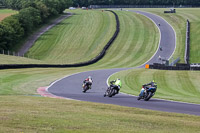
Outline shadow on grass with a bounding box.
[56,22,71,26]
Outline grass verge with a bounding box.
[26,9,116,64]
[0,68,87,95]
[0,95,200,132]
[110,68,200,104]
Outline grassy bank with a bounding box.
[190,21,200,63]
[0,95,200,132]
[0,54,42,64]
[127,8,200,63]
[110,68,200,104]
[1,9,158,68]
[26,9,116,64]
[91,10,159,68]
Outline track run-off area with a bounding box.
[44,10,200,116]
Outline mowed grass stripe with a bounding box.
[98,12,143,67]
[26,10,115,64]
[190,22,200,63]
[110,69,200,104]
[92,11,159,68]
[0,54,42,64]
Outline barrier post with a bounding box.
[145,64,149,69]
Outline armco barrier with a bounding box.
[0,10,120,70]
[190,63,200,70]
[149,63,191,70]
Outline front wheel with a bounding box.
[82,85,88,93]
[137,96,141,100]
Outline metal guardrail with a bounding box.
[164,9,176,13]
[169,57,180,66]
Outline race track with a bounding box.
[47,10,200,116]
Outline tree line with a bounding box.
[0,0,72,51]
[72,0,200,7]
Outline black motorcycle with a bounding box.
[104,81,118,97]
[137,84,157,101]
[82,81,91,93]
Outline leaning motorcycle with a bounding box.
[137,85,157,101]
[82,82,91,93]
[104,81,118,97]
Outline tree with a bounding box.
[17,7,41,33]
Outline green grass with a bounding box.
[10,14,62,53]
[110,68,200,104]
[26,9,116,64]
[91,11,159,68]
[0,54,42,64]
[0,95,200,133]
[0,68,87,95]
[190,22,200,63]
[126,8,200,63]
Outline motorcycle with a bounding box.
[104,81,118,97]
[82,81,91,93]
[137,84,157,101]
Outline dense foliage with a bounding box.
[72,0,200,7]
[0,0,72,50]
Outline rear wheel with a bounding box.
[83,85,88,93]
[144,92,152,101]
[108,88,115,97]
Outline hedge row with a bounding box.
[0,10,120,69]
[185,19,190,64]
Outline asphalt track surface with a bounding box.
[48,10,200,116]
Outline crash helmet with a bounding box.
[88,76,92,79]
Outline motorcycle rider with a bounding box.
[139,80,157,96]
[110,78,122,94]
[83,76,93,89]
[144,80,157,89]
